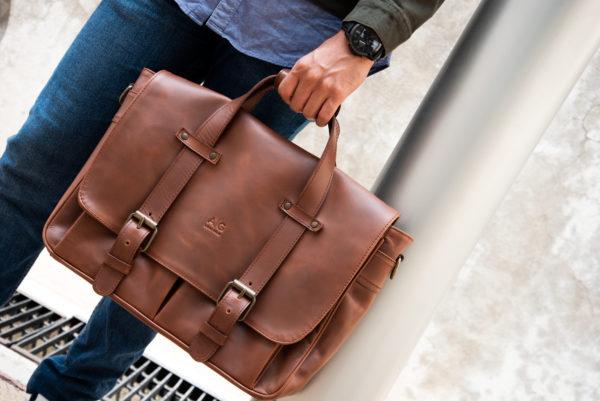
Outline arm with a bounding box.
[344,0,445,57]
[278,0,445,127]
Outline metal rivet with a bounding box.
[209,151,218,160]
[310,220,319,228]
[283,201,292,210]
[180,131,189,140]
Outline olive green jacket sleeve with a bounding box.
[344,0,445,55]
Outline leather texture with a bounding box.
[43,68,414,399]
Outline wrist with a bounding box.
[331,30,375,69]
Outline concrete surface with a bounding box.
[1,1,599,401]
[0,1,9,43]
[389,47,600,401]
[0,346,35,401]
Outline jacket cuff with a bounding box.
[343,0,413,56]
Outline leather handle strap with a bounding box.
[196,70,340,216]
[241,68,288,112]
[190,75,343,361]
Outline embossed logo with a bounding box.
[204,217,226,237]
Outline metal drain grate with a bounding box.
[0,293,63,346]
[1,292,219,401]
[103,357,217,401]
[12,316,85,362]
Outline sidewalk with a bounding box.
[0,345,37,401]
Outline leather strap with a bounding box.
[191,122,339,362]
[92,71,342,362]
[191,101,341,361]
[93,101,231,295]
[93,219,150,295]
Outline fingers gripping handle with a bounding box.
[193,70,340,213]
[244,69,340,124]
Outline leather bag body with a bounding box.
[43,69,413,399]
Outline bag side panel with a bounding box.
[254,226,413,398]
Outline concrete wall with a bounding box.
[0,1,598,400]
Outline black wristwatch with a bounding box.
[342,21,384,61]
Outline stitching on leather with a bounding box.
[312,158,336,216]
[142,149,200,220]
[282,200,322,231]
[81,75,233,233]
[44,211,280,399]
[123,224,147,261]
[79,71,162,231]
[74,71,401,344]
[308,122,338,216]
[389,225,414,242]
[45,181,84,245]
[142,148,189,214]
[269,246,389,397]
[251,344,283,388]
[254,225,304,292]
[52,211,87,253]
[375,249,396,265]
[271,286,346,397]
[198,102,235,145]
[157,158,202,219]
[294,119,338,211]
[241,217,289,291]
[178,131,220,163]
[79,186,399,344]
[85,200,398,344]
[274,213,399,342]
[47,210,390,399]
[143,102,236,220]
[195,102,231,142]
[356,274,382,292]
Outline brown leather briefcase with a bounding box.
[43,68,413,399]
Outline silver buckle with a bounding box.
[218,279,257,321]
[128,210,158,252]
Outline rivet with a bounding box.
[180,131,189,140]
[283,201,292,210]
[209,151,218,160]
[310,220,319,228]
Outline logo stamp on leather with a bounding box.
[204,217,226,237]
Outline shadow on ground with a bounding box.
[0,0,9,44]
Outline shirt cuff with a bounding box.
[343,0,413,56]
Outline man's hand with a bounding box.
[277,30,375,127]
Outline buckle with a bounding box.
[218,279,257,321]
[128,210,158,252]
[118,83,134,105]
[389,254,405,280]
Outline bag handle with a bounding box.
[193,69,340,216]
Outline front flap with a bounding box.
[79,71,399,344]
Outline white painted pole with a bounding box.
[282,1,600,400]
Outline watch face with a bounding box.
[350,25,382,59]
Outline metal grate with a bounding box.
[1,292,219,401]
[103,357,218,401]
[11,316,85,362]
[0,293,63,346]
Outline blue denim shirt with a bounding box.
[174,0,390,73]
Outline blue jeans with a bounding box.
[0,1,307,400]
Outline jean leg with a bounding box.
[0,0,215,304]
[0,1,218,400]
[27,297,157,401]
